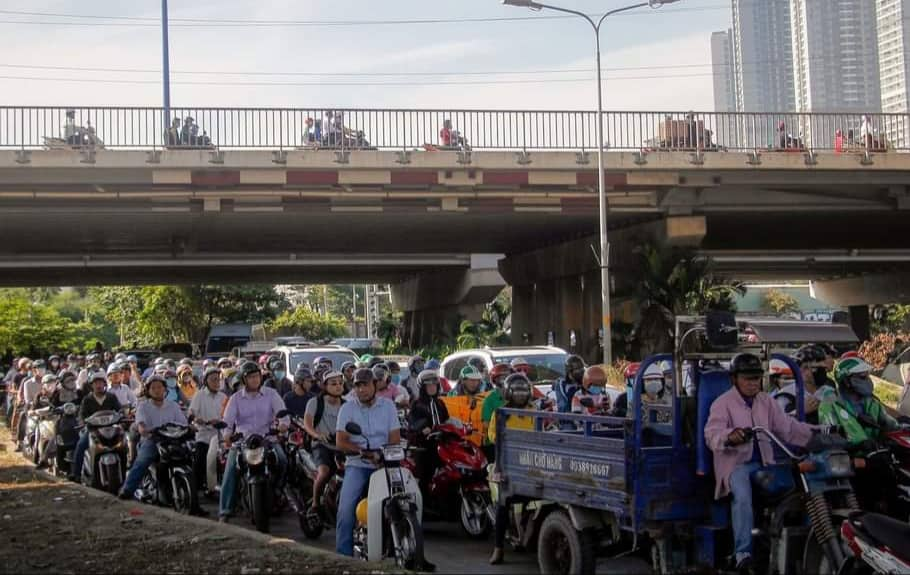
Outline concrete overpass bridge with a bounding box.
[2,106,909,357]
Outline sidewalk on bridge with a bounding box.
[0,425,388,575]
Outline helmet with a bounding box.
[353,367,375,384]
[17,357,31,369]
[385,360,400,373]
[114,352,126,362]
[266,356,283,373]
[58,369,76,382]
[217,357,233,369]
[641,363,664,381]
[467,357,487,373]
[163,359,177,371]
[769,359,794,378]
[356,499,369,526]
[314,356,332,369]
[41,374,58,385]
[202,366,221,384]
[237,361,262,385]
[177,364,194,377]
[408,355,426,375]
[178,358,193,367]
[127,355,138,364]
[322,370,343,385]
[729,353,764,376]
[834,357,872,385]
[425,359,441,371]
[460,365,483,381]
[583,366,607,386]
[294,366,313,382]
[33,359,47,370]
[509,357,531,375]
[48,354,61,364]
[88,370,107,384]
[794,345,825,367]
[119,361,131,372]
[359,354,374,365]
[367,356,384,368]
[372,363,390,381]
[623,362,641,380]
[503,373,532,405]
[340,361,356,374]
[417,369,440,388]
[565,355,585,380]
[490,363,512,385]
[143,374,167,396]
[106,362,122,376]
[840,351,860,360]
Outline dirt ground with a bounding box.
[0,425,386,575]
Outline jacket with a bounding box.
[409,388,450,435]
[819,394,898,447]
[704,388,816,499]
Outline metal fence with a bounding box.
[1,106,908,152]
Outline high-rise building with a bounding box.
[791,0,881,114]
[732,0,795,112]
[876,0,910,147]
[711,30,737,112]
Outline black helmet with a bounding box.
[407,355,425,375]
[353,367,375,384]
[237,361,261,385]
[503,373,532,405]
[468,357,487,372]
[266,356,283,372]
[367,356,384,368]
[294,366,313,382]
[313,356,332,369]
[794,345,825,367]
[340,361,356,374]
[372,363,390,381]
[565,355,585,379]
[385,360,401,373]
[729,353,764,376]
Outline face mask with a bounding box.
[391,374,401,385]
[590,386,604,395]
[274,371,286,381]
[166,377,177,388]
[850,376,874,397]
[644,380,663,396]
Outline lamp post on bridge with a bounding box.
[502,0,680,366]
[161,0,172,143]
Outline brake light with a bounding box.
[798,461,817,473]
[853,458,867,470]
[840,521,862,556]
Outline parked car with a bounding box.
[270,344,359,376]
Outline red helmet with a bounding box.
[623,362,641,380]
[490,363,512,385]
[840,351,860,360]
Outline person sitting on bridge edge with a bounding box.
[489,373,536,566]
[705,353,827,574]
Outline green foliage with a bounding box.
[454,290,512,349]
[267,306,347,342]
[634,244,746,357]
[872,304,910,334]
[761,288,801,316]
[0,290,106,355]
[378,310,404,354]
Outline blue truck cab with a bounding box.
[494,315,859,574]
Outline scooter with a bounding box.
[229,415,287,534]
[840,512,910,574]
[135,423,198,514]
[284,415,343,539]
[345,421,429,570]
[50,402,80,477]
[80,410,128,495]
[406,422,493,538]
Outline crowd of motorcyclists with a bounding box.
[2,342,908,573]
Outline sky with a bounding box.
[0,0,731,111]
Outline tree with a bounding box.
[191,285,288,336]
[267,307,347,342]
[761,288,801,316]
[0,291,96,355]
[633,244,746,357]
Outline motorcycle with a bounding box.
[230,417,287,533]
[134,423,198,514]
[839,511,910,574]
[22,404,47,464]
[851,415,910,520]
[80,410,128,495]
[345,421,429,570]
[744,426,859,575]
[284,415,343,539]
[406,422,494,538]
[50,402,80,477]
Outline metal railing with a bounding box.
[1,106,908,152]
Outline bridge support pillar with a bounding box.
[391,255,506,350]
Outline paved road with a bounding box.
[201,499,651,574]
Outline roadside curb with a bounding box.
[2,435,388,572]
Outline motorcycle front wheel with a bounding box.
[460,490,493,539]
[251,482,271,533]
[172,470,196,515]
[392,505,425,570]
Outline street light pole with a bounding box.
[161,0,172,139]
[502,0,679,365]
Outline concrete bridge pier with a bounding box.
[391,254,506,350]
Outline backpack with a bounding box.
[313,393,344,429]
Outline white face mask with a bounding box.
[644,379,663,396]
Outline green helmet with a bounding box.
[834,357,871,385]
[459,365,483,381]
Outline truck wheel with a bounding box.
[537,511,596,575]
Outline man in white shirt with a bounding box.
[188,368,227,496]
[106,362,137,412]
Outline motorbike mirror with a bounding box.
[345,422,363,436]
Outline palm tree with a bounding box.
[633,244,745,357]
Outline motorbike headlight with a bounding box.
[244,446,265,466]
[98,427,118,440]
[382,445,405,462]
[826,452,853,477]
[63,403,77,416]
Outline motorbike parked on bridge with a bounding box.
[49,402,80,478]
[345,421,429,571]
[405,422,494,538]
[80,410,128,495]
[134,423,198,514]
[283,414,343,539]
